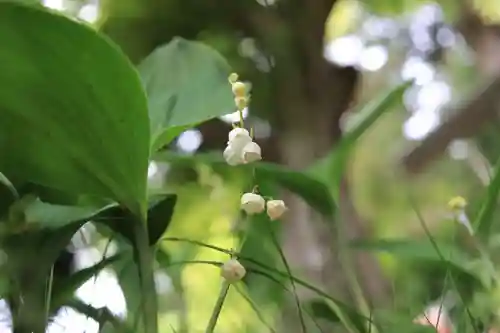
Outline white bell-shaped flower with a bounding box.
[228,127,252,151]
[240,192,265,214]
[221,258,246,283]
[223,145,244,166]
[266,199,287,220]
[242,141,262,163]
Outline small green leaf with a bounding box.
[138,37,234,151]
[0,2,150,217]
[99,194,178,246]
[309,81,411,195]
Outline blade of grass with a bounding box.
[266,223,307,333]
[408,193,479,333]
[474,156,500,238]
[160,237,372,330]
[233,283,277,333]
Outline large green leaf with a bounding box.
[138,37,234,151]
[0,2,150,217]
[155,151,336,216]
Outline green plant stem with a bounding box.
[267,224,306,333]
[205,281,230,333]
[133,222,158,333]
[45,266,54,322]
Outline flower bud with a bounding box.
[228,73,239,84]
[240,192,265,214]
[234,96,248,110]
[231,81,247,97]
[448,196,467,212]
[266,200,287,220]
[223,145,244,166]
[221,258,246,283]
[242,141,262,163]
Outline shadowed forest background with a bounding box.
[3,0,500,332]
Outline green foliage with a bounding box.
[6,0,500,332]
[138,37,235,151]
[309,81,411,197]
[155,151,336,217]
[307,298,368,333]
[0,2,150,217]
[361,0,460,22]
[474,157,500,238]
[99,194,178,246]
[349,238,471,267]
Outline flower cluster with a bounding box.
[223,127,261,166]
[219,72,288,283]
[240,193,287,220]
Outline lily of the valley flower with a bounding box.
[242,141,262,163]
[413,304,453,333]
[240,192,265,214]
[228,128,252,146]
[221,258,246,283]
[266,199,287,220]
[223,145,245,166]
[223,127,262,165]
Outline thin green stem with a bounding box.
[409,194,479,333]
[205,281,230,333]
[159,237,374,322]
[267,224,307,333]
[45,265,54,323]
[238,108,244,128]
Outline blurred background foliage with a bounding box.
[10,0,500,332]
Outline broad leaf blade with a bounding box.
[138,37,234,151]
[23,198,115,229]
[254,162,335,216]
[0,2,150,216]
